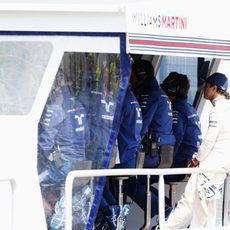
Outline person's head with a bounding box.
[204,72,230,101]
[49,67,74,102]
[161,72,190,101]
[130,59,155,90]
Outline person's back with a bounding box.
[139,78,174,144]
[172,99,201,167]
[161,72,202,168]
[95,86,143,230]
[117,86,143,166]
[123,61,175,226]
[38,85,90,190]
[159,72,202,183]
[37,83,91,229]
[130,59,175,167]
[56,86,89,160]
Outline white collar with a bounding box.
[211,95,225,106]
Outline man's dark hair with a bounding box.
[132,59,155,81]
[161,72,190,99]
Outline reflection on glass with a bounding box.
[37,52,121,229]
[157,56,198,104]
[0,42,52,115]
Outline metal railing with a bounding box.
[65,167,229,230]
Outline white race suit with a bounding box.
[164,95,230,229]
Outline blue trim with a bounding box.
[0,31,122,37]
[85,33,131,230]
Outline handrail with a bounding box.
[65,167,228,230]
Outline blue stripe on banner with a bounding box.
[128,33,230,45]
[128,45,230,56]
[128,33,230,57]
[128,47,230,57]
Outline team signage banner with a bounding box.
[126,0,230,58]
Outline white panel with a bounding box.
[126,0,230,58]
[0,11,126,32]
[0,35,121,230]
[126,0,230,40]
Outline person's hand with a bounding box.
[187,157,200,168]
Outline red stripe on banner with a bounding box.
[129,39,230,51]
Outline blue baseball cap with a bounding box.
[205,72,228,91]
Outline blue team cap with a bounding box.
[205,72,228,91]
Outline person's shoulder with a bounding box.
[174,100,198,117]
[159,88,170,102]
[127,91,139,106]
[149,85,167,98]
[219,99,230,115]
[185,102,197,113]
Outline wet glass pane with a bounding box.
[37,52,121,229]
[0,42,52,115]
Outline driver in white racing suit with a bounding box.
[163,72,230,229]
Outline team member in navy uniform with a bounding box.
[147,72,203,227]
[130,59,175,167]
[161,72,202,181]
[115,85,143,169]
[95,85,143,230]
[88,54,117,169]
[38,85,89,184]
[37,79,90,229]
[123,60,175,228]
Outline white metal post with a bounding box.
[158,174,165,229]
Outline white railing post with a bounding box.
[65,172,73,230]
[223,172,230,226]
[158,174,165,229]
[144,174,151,229]
[10,179,15,230]
[0,178,14,230]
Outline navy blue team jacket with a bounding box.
[117,87,143,163]
[139,78,175,146]
[38,86,89,160]
[171,97,202,167]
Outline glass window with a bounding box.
[37,52,121,229]
[157,56,212,105]
[157,56,198,104]
[0,42,52,115]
